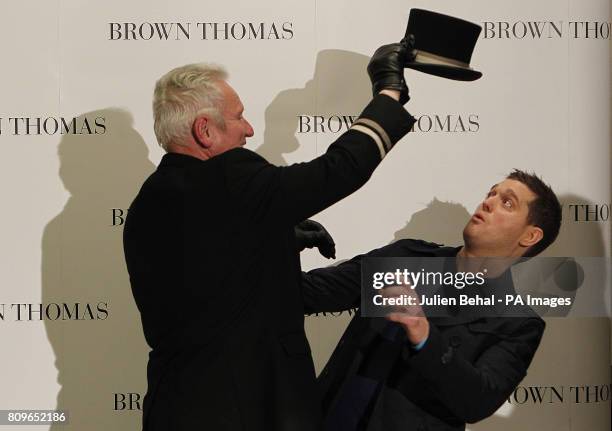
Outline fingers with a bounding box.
[381,285,424,316]
[386,312,424,326]
[313,229,335,258]
[295,219,336,258]
[386,311,429,345]
[382,283,429,344]
[401,34,417,64]
[318,242,336,259]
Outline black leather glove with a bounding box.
[295,219,336,259]
[367,36,415,105]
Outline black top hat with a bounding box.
[404,9,483,81]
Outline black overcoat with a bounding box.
[302,239,546,431]
[123,95,415,430]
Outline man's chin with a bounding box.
[462,223,480,244]
[462,221,475,234]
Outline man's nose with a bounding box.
[244,119,254,137]
[482,197,493,212]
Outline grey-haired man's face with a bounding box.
[207,81,254,156]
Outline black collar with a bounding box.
[158,152,206,168]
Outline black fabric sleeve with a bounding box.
[301,241,414,314]
[301,258,362,315]
[226,95,415,227]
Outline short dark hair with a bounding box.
[506,169,562,257]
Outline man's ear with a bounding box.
[519,226,544,248]
[193,116,213,149]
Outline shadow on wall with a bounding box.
[545,194,606,258]
[255,49,371,165]
[510,194,607,318]
[392,198,471,246]
[284,49,383,374]
[42,109,155,431]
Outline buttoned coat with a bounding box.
[123,95,415,431]
[302,239,545,431]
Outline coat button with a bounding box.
[441,347,453,364]
[450,335,461,347]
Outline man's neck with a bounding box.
[457,245,475,258]
[456,245,516,277]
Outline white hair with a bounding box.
[153,63,228,150]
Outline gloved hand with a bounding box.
[367,36,415,105]
[295,219,336,259]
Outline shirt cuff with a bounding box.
[412,336,428,351]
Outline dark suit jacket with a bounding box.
[302,239,545,431]
[122,95,415,431]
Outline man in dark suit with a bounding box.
[301,170,562,431]
[123,42,417,431]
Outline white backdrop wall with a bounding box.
[0,1,610,430]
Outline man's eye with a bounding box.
[503,199,512,208]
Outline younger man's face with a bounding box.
[463,179,543,257]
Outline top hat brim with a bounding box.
[405,62,482,82]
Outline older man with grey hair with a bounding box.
[123,42,416,431]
